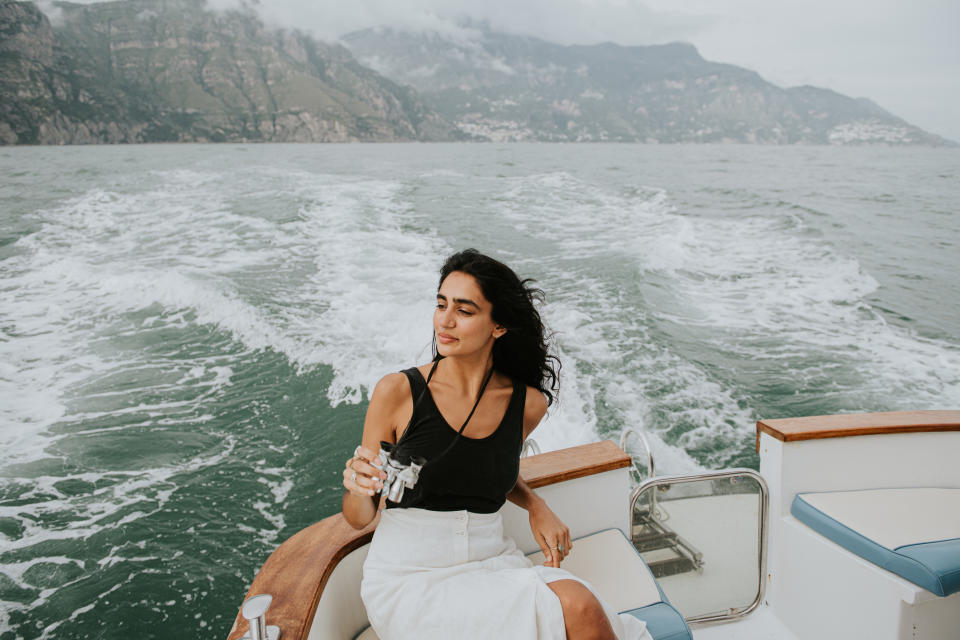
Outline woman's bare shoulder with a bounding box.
[371,372,411,406]
[523,385,548,435]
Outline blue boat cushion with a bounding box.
[791,488,960,597]
[622,601,693,640]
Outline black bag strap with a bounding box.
[394,358,440,453]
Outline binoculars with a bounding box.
[372,441,426,503]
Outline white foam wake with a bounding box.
[489,169,960,471]
[0,168,457,463]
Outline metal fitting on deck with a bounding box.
[241,594,281,640]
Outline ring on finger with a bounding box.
[351,470,358,483]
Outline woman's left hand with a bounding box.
[528,500,572,568]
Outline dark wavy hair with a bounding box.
[434,249,561,406]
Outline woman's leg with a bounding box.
[547,579,618,640]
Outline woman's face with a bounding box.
[434,271,505,358]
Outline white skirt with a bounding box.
[360,507,652,640]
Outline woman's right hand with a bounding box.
[342,373,406,529]
[343,445,386,498]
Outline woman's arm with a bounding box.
[341,373,410,530]
[506,475,545,512]
[506,388,572,568]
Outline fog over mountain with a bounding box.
[201,0,960,143]
[342,24,951,145]
[0,0,952,145]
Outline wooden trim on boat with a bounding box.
[756,410,960,451]
[226,513,379,640]
[225,440,631,639]
[520,440,633,489]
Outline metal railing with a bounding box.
[628,468,770,625]
[620,428,654,480]
[520,438,541,458]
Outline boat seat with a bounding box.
[354,527,691,640]
[791,488,960,597]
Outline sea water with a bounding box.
[1,143,958,638]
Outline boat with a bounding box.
[225,410,960,640]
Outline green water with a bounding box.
[1,143,958,638]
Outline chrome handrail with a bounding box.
[620,428,654,480]
[520,438,541,458]
[627,468,770,626]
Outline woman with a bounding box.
[342,249,651,640]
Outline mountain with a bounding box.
[0,0,459,144]
[342,24,952,146]
[1,4,950,146]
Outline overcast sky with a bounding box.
[208,0,955,142]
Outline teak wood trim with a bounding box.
[519,440,632,489]
[225,440,631,639]
[756,410,960,451]
[226,513,378,640]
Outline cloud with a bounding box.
[34,0,64,25]
[203,0,715,46]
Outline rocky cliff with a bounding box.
[343,24,952,146]
[0,0,459,144]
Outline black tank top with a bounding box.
[385,367,527,514]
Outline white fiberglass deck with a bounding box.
[690,605,800,640]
